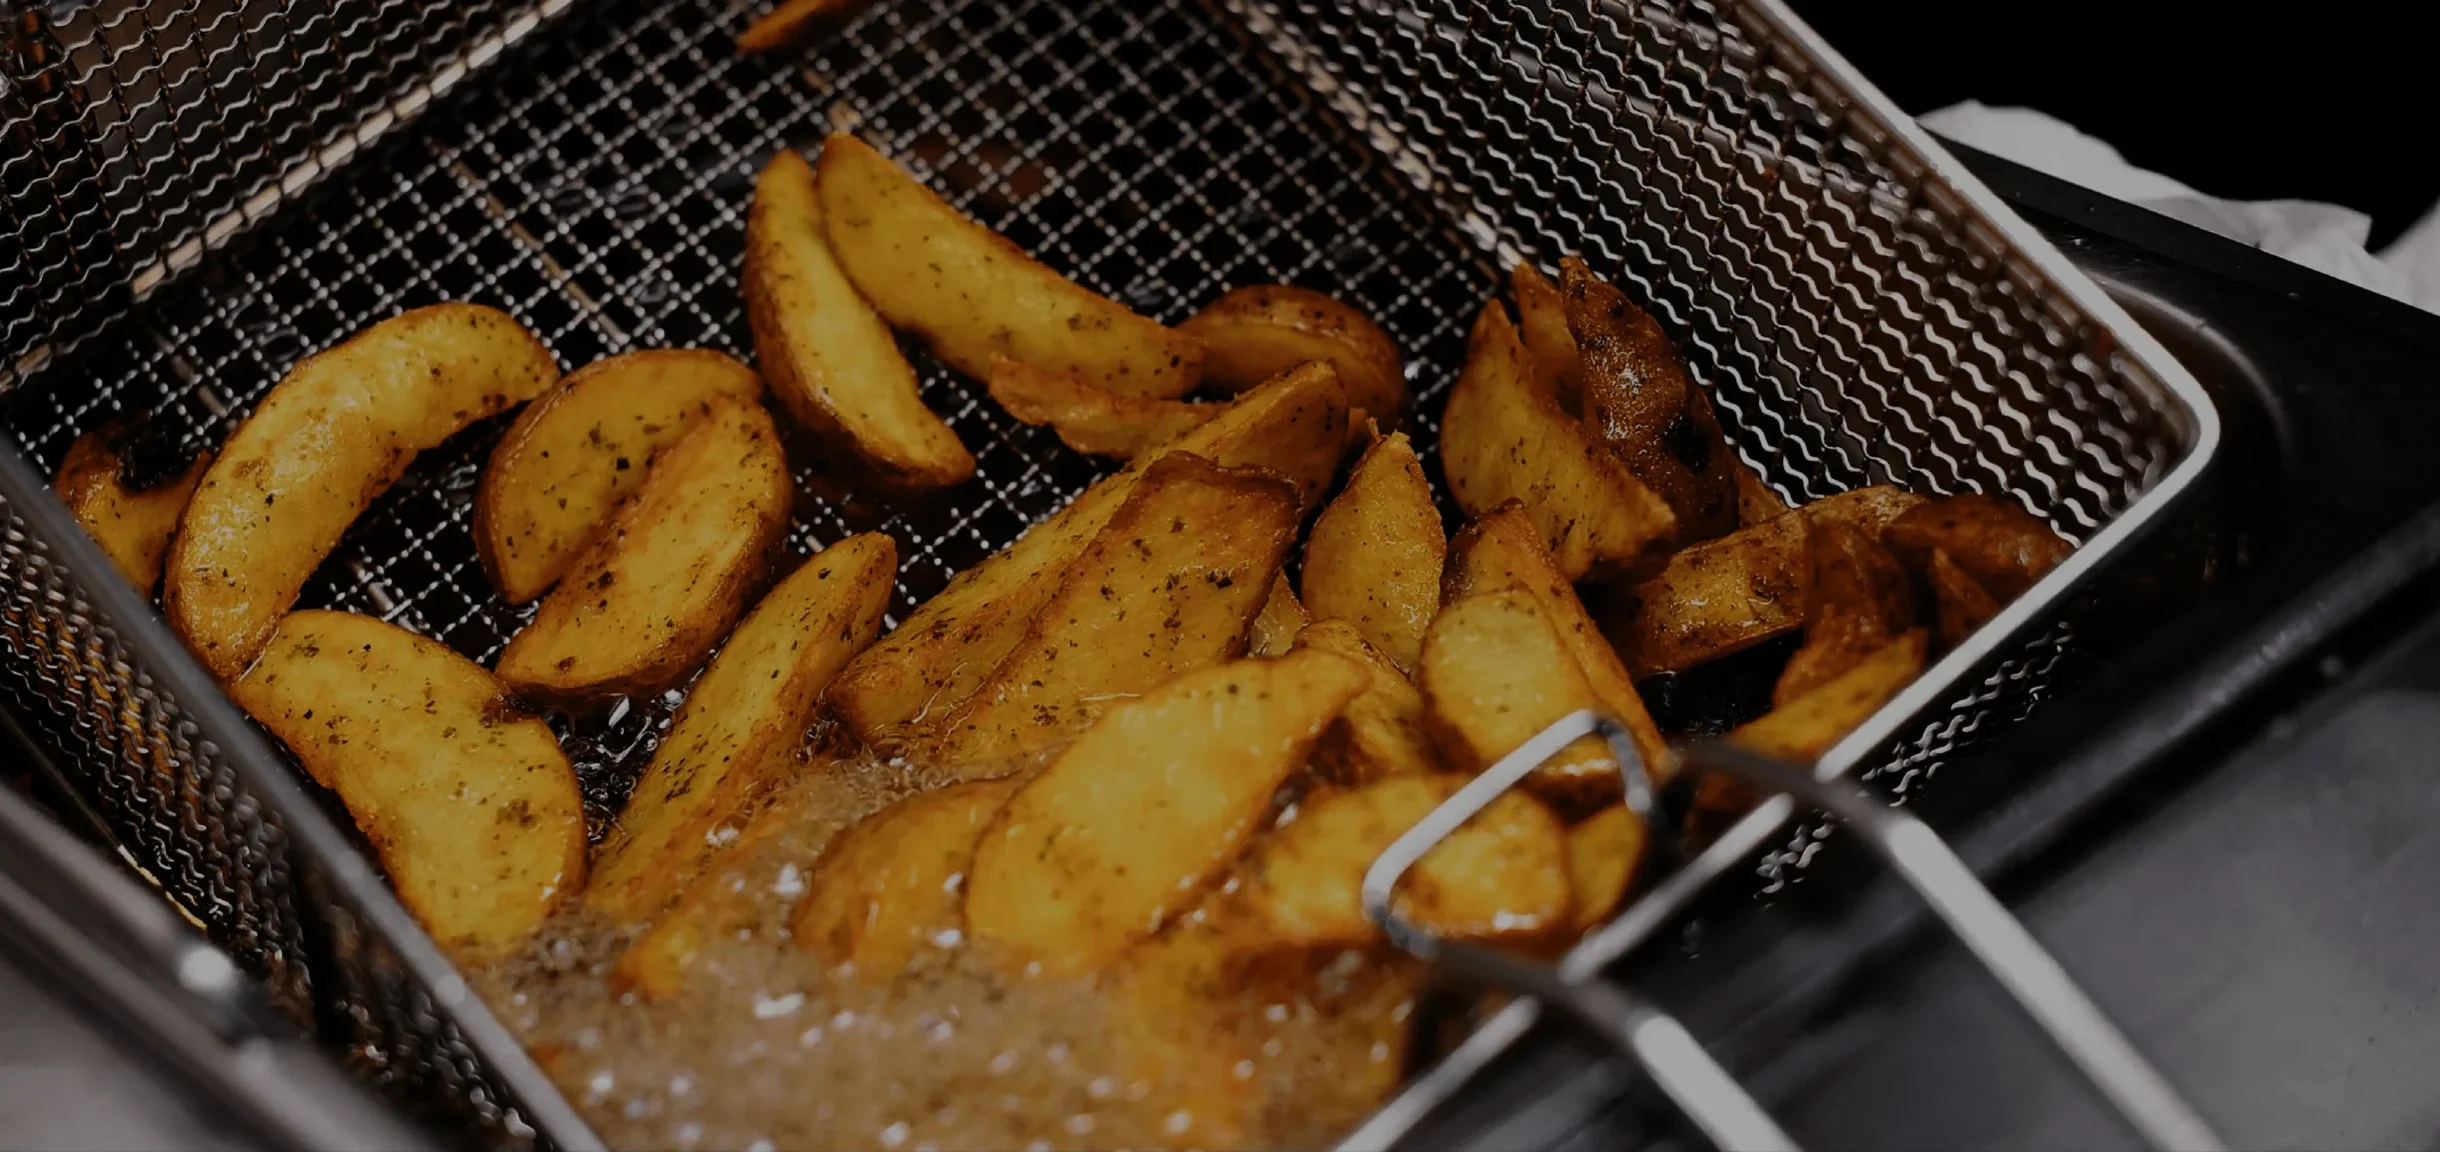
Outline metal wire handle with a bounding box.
[1361,710,2225,1152]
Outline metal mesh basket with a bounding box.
[0,0,2215,1146]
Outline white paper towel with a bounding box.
[1920,101,2440,316]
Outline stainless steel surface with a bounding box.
[0,0,2216,1146]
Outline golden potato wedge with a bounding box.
[1419,590,1622,810]
[1180,285,1405,422]
[1776,521,1916,705]
[791,778,1020,978]
[611,773,834,1001]
[586,533,895,922]
[923,453,1302,774]
[985,353,1213,459]
[1439,299,1674,580]
[496,397,793,701]
[826,360,1348,744]
[1227,774,1572,950]
[1511,262,1581,414]
[1561,256,1739,544]
[735,0,866,53]
[1442,500,1669,780]
[815,132,1202,398]
[1882,493,2073,601]
[53,421,211,593]
[1733,455,1790,526]
[475,349,763,603]
[1924,547,2004,648]
[229,611,584,958]
[1566,804,1646,932]
[1731,629,1928,762]
[168,303,559,679]
[964,648,1367,977]
[1248,573,1309,659]
[747,149,974,490]
[1603,484,1924,677]
[1302,430,1444,674]
[1101,922,1268,1150]
[1294,619,1441,784]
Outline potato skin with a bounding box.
[1301,430,1445,674]
[53,421,211,593]
[1774,520,1916,705]
[1181,284,1406,424]
[1561,256,1739,544]
[1924,547,2004,648]
[1882,493,2073,601]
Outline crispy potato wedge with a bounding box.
[1443,500,1669,780]
[1925,547,2004,648]
[1180,285,1405,422]
[965,648,1367,977]
[496,397,793,700]
[1566,804,1646,932]
[1419,590,1622,810]
[923,453,1301,773]
[1302,430,1444,673]
[1732,455,1790,526]
[1776,521,1916,705]
[475,349,763,603]
[791,778,1020,978]
[1561,257,1740,543]
[735,0,867,53]
[1294,619,1440,784]
[1248,573,1309,659]
[747,149,974,489]
[611,774,834,1001]
[1227,774,1572,950]
[1882,493,2073,601]
[986,353,1213,459]
[815,132,1202,398]
[1731,629,1928,762]
[1603,484,1924,677]
[1511,262,1581,414]
[229,611,584,958]
[53,421,211,593]
[168,303,559,679]
[586,534,895,922]
[1439,299,1674,580]
[826,360,1348,744]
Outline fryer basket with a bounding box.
[0,0,2216,1147]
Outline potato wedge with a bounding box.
[747,149,974,490]
[1439,298,1674,580]
[229,611,584,958]
[923,453,1301,774]
[53,421,211,593]
[1776,521,1916,705]
[1602,484,1924,677]
[475,349,763,603]
[1924,547,2003,648]
[1227,774,1572,950]
[1180,285,1405,422]
[964,648,1367,977]
[735,0,866,53]
[168,303,559,678]
[1302,430,1444,673]
[1295,619,1440,784]
[1247,573,1309,659]
[986,353,1213,459]
[828,362,1346,745]
[1511,262,1581,414]
[611,774,834,1001]
[1561,256,1739,543]
[1566,804,1646,932]
[791,778,1020,978]
[496,397,793,701]
[815,132,1202,398]
[1733,455,1790,526]
[1731,629,1928,762]
[1102,923,1267,1150]
[1419,590,1622,810]
[586,533,894,922]
[1882,493,2073,601]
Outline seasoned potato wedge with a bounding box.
[1180,285,1405,422]
[1562,257,1739,543]
[1227,774,1572,950]
[1776,521,1916,705]
[229,611,584,958]
[747,149,974,490]
[168,303,559,678]
[53,421,211,593]
[986,354,1213,459]
[1603,484,1924,677]
[1439,299,1674,580]
[1731,629,1928,762]
[587,534,895,922]
[496,397,793,701]
[828,362,1346,745]
[1882,493,2073,601]
[791,778,1020,978]
[735,0,866,53]
[1419,590,1622,810]
[1733,455,1790,526]
[1295,619,1441,784]
[612,775,834,1001]
[815,132,1202,398]
[1302,430,1444,673]
[475,348,763,603]
[964,649,1367,977]
[1566,804,1646,931]
[923,453,1301,773]
[1511,262,1581,414]
[1247,573,1309,659]
[1924,547,2003,648]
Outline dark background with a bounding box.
[1784,0,2434,249]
